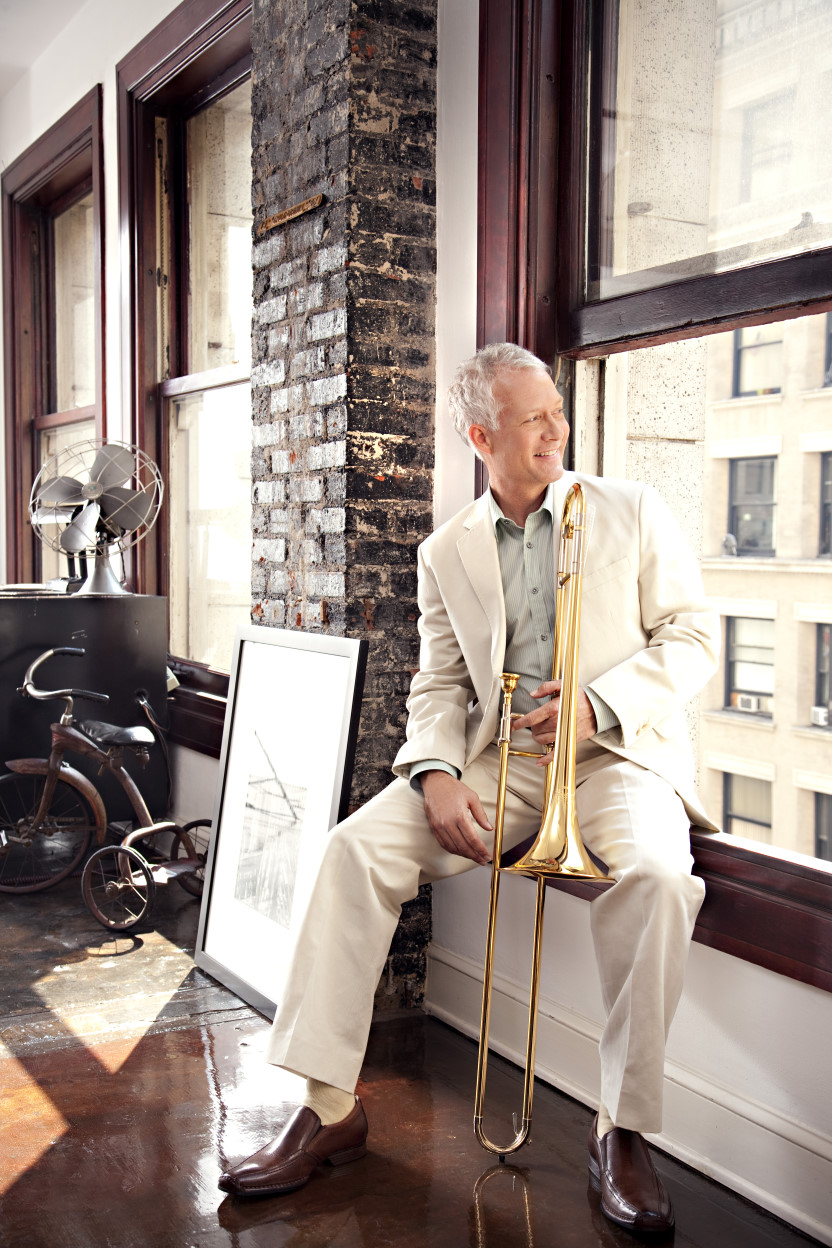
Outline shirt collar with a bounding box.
[485,480,566,533]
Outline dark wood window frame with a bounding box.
[117,0,252,757]
[2,86,105,583]
[479,0,832,994]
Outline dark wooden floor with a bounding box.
[0,874,822,1248]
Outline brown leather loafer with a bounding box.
[587,1114,674,1235]
[218,1099,368,1198]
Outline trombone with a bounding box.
[474,482,609,1159]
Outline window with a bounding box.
[739,92,793,205]
[724,773,772,843]
[732,326,782,397]
[818,793,832,861]
[817,623,831,720]
[729,458,775,555]
[2,87,104,582]
[821,453,832,555]
[480,0,832,993]
[556,0,832,357]
[726,617,774,716]
[118,0,253,753]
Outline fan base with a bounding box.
[76,554,128,596]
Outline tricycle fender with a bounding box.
[5,758,109,844]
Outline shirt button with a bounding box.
[531,587,539,595]
[526,541,533,549]
[540,634,546,641]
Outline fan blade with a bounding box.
[60,503,101,553]
[37,475,87,507]
[99,485,155,532]
[90,445,135,490]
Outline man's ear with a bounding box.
[468,424,492,457]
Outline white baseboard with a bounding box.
[426,942,832,1246]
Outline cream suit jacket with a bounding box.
[392,471,721,831]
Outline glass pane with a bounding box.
[590,0,832,300]
[36,418,97,583]
[597,307,832,863]
[168,382,252,668]
[53,192,95,411]
[187,79,253,373]
[731,503,774,553]
[736,329,781,396]
[728,774,771,824]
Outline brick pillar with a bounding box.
[251,0,437,1010]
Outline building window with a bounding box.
[724,773,772,843]
[817,794,832,861]
[118,0,253,753]
[816,623,831,725]
[732,326,782,397]
[728,458,776,555]
[2,87,104,582]
[821,453,832,556]
[726,617,774,716]
[739,92,794,205]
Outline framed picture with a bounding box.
[195,625,367,1017]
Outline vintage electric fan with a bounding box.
[29,440,164,595]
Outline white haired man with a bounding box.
[219,343,719,1236]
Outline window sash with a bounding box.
[2,87,104,582]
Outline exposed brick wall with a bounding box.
[251,0,437,1011]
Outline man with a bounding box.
[219,343,719,1236]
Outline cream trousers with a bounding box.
[266,734,705,1133]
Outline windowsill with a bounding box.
[701,709,775,730]
[791,724,832,740]
[799,387,832,401]
[708,394,783,411]
[166,655,229,758]
[702,556,832,574]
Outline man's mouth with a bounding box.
[535,450,561,458]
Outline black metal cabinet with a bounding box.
[0,594,168,821]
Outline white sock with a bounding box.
[596,1102,615,1138]
[303,1078,356,1127]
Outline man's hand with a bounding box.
[420,770,493,864]
[511,681,598,765]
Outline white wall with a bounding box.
[433,1,832,1242]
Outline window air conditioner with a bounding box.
[810,706,830,727]
[736,694,762,712]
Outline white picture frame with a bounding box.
[194,625,367,1017]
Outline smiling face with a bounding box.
[469,367,570,524]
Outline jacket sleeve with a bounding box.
[391,542,476,779]
[587,484,720,749]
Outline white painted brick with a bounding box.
[270,388,290,414]
[308,507,345,534]
[307,374,347,406]
[251,359,286,388]
[307,308,347,341]
[253,538,286,563]
[252,235,284,271]
[308,571,345,597]
[312,243,347,275]
[271,449,298,474]
[255,294,287,324]
[253,481,285,504]
[288,476,324,502]
[252,424,278,447]
[306,439,346,470]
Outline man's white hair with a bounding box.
[447,343,554,450]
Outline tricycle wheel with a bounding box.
[81,845,156,930]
